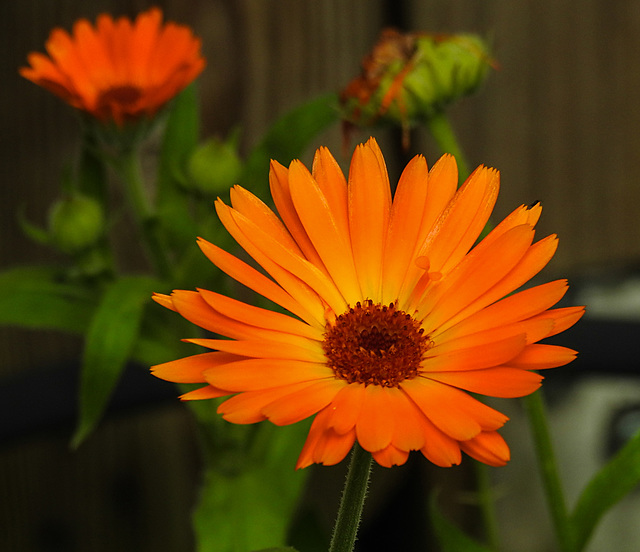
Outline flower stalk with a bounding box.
[112,148,173,280]
[523,391,575,552]
[329,443,373,552]
[426,111,470,184]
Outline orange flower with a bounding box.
[20,7,205,125]
[152,138,584,469]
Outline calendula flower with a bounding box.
[20,7,205,125]
[152,138,584,469]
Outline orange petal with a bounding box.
[460,431,510,467]
[288,160,362,304]
[230,185,303,256]
[418,165,499,276]
[418,419,462,468]
[389,391,430,451]
[355,385,396,452]
[152,351,241,383]
[169,290,261,340]
[402,378,507,440]
[419,225,535,332]
[196,237,319,326]
[382,154,430,304]
[203,358,333,391]
[429,234,560,334]
[261,378,344,425]
[348,139,391,301]
[325,383,366,434]
[188,337,325,362]
[437,279,569,341]
[422,333,527,372]
[297,407,355,468]
[426,368,543,398]
[152,292,177,311]
[508,344,578,370]
[218,382,315,424]
[311,146,349,238]
[397,155,458,305]
[372,444,409,467]
[269,160,325,268]
[226,203,348,316]
[197,287,323,341]
[215,200,328,325]
[179,385,230,401]
[530,306,586,338]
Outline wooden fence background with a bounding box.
[1,1,639,550]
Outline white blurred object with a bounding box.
[575,277,640,320]
[494,377,640,552]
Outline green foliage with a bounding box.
[72,275,163,447]
[569,428,640,551]
[429,493,494,552]
[240,93,339,199]
[156,84,201,248]
[0,267,95,333]
[193,422,311,552]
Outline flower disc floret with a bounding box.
[323,300,429,387]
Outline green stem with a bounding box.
[474,462,500,551]
[426,111,470,183]
[329,443,373,552]
[113,149,173,280]
[523,391,575,552]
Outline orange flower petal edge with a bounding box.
[152,137,584,469]
[20,7,205,124]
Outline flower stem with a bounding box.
[426,111,470,183]
[523,391,575,552]
[474,462,500,551]
[329,443,373,552]
[113,149,173,280]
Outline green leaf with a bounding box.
[72,275,162,447]
[240,93,339,198]
[0,266,95,333]
[193,421,311,552]
[430,493,494,552]
[17,209,51,245]
[570,428,640,551]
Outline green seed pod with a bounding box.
[187,136,243,196]
[48,193,105,254]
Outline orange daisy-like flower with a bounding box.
[20,7,205,124]
[152,138,584,469]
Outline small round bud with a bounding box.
[186,137,243,195]
[48,194,105,254]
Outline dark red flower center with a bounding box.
[97,85,143,109]
[322,300,430,387]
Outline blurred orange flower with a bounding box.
[152,138,584,469]
[20,7,205,125]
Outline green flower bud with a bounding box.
[186,136,243,195]
[48,194,105,254]
[341,29,494,131]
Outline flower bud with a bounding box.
[48,194,105,254]
[186,136,243,195]
[341,29,494,131]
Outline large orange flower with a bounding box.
[20,7,205,124]
[152,138,584,469]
